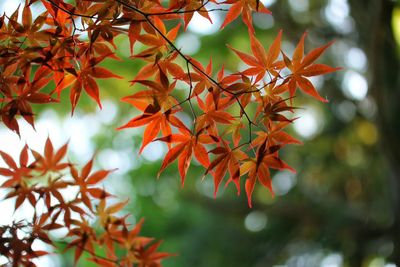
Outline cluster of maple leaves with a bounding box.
[0,0,339,265]
[0,139,170,266]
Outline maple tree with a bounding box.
[0,0,339,266]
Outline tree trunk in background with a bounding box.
[350,0,400,263]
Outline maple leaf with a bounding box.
[136,17,181,56]
[228,30,284,82]
[4,182,37,210]
[62,52,122,113]
[157,130,214,185]
[282,32,341,102]
[118,108,188,153]
[196,92,236,135]
[222,120,245,146]
[126,68,179,112]
[6,5,50,45]
[96,198,128,229]
[257,96,297,125]
[185,58,215,97]
[205,142,248,196]
[135,240,172,267]
[0,145,33,188]
[87,257,119,267]
[133,51,184,82]
[255,79,288,105]
[119,67,189,153]
[39,176,70,210]
[241,140,295,207]
[225,74,260,109]
[0,221,49,266]
[30,137,69,174]
[168,0,212,30]
[31,212,63,246]
[70,159,113,210]
[220,0,271,33]
[51,198,87,228]
[0,66,57,133]
[40,0,74,26]
[252,121,302,148]
[66,218,98,264]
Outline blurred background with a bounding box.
[1,0,400,266]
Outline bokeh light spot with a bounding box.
[341,70,368,101]
[321,253,343,267]
[176,32,201,55]
[244,211,268,232]
[356,121,378,145]
[293,107,323,139]
[188,10,221,35]
[142,141,165,162]
[272,171,297,196]
[345,47,367,71]
[288,0,309,12]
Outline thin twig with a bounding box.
[185,60,197,123]
[58,240,122,266]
